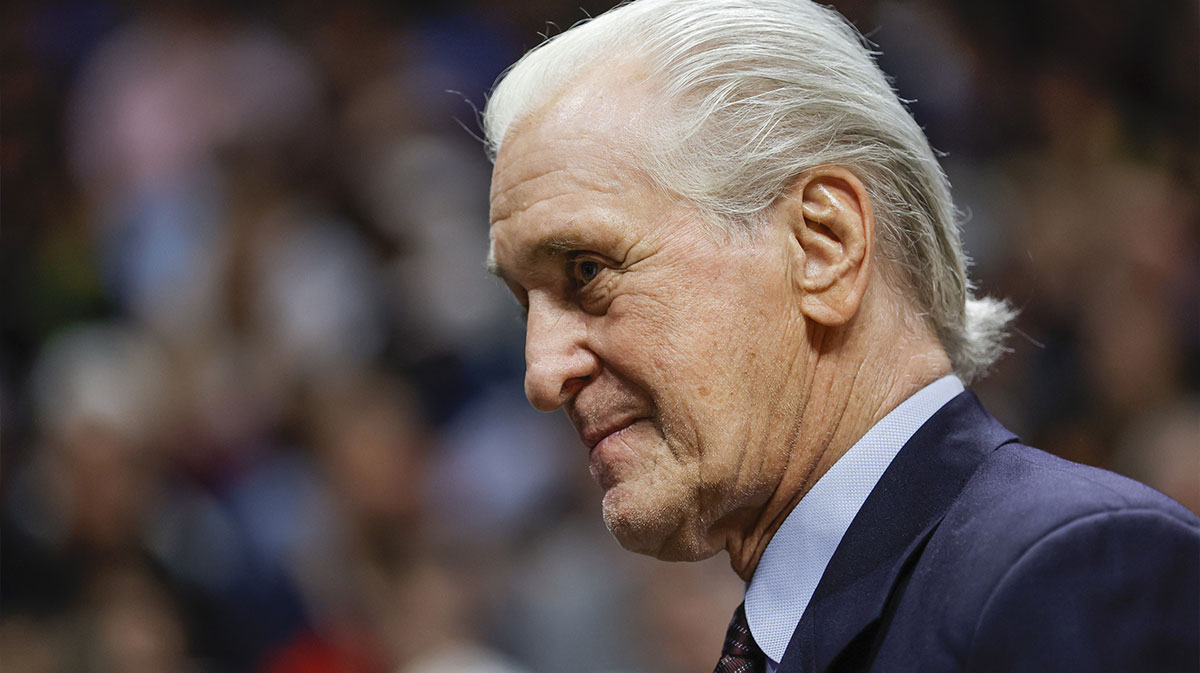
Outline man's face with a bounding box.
[488,82,810,560]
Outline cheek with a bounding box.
[620,271,770,368]
[670,290,796,457]
[599,293,688,373]
[595,244,791,424]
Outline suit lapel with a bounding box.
[777,392,1018,673]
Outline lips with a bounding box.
[579,416,642,450]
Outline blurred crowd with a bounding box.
[2,1,1196,672]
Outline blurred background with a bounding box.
[2,0,1197,671]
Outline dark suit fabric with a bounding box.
[776,392,1200,673]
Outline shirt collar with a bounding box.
[744,375,965,663]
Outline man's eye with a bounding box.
[571,258,602,285]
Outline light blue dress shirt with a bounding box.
[745,375,965,671]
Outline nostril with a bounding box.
[524,356,596,412]
[560,374,589,400]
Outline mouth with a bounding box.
[580,416,645,451]
[582,417,650,492]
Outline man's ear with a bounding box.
[778,166,874,326]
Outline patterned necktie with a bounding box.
[714,601,766,673]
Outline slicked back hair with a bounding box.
[484,0,1014,382]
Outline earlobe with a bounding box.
[781,167,874,326]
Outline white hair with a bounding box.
[483,0,1014,382]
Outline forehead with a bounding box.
[487,76,675,276]
[489,68,659,218]
[489,119,629,229]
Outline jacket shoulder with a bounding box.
[964,502,1199,672]
[951,442,1198,535]
[876,443,1200,672]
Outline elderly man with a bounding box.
[483,1,1200,671]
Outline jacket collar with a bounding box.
[778,391,1018,673]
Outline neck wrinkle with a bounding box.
[728,324,952,581]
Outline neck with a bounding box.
[723,310,952,581]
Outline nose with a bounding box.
[524,293,599,412]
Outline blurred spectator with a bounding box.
[2,1,1196,672]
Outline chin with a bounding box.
[601,484,720,562]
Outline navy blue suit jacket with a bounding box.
[776,392,1200,673]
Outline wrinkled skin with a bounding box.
[487,80,814,562]
[487,73,949,573]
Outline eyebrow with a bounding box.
[486,235,587,282]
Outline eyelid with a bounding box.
[567,252,613,287]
